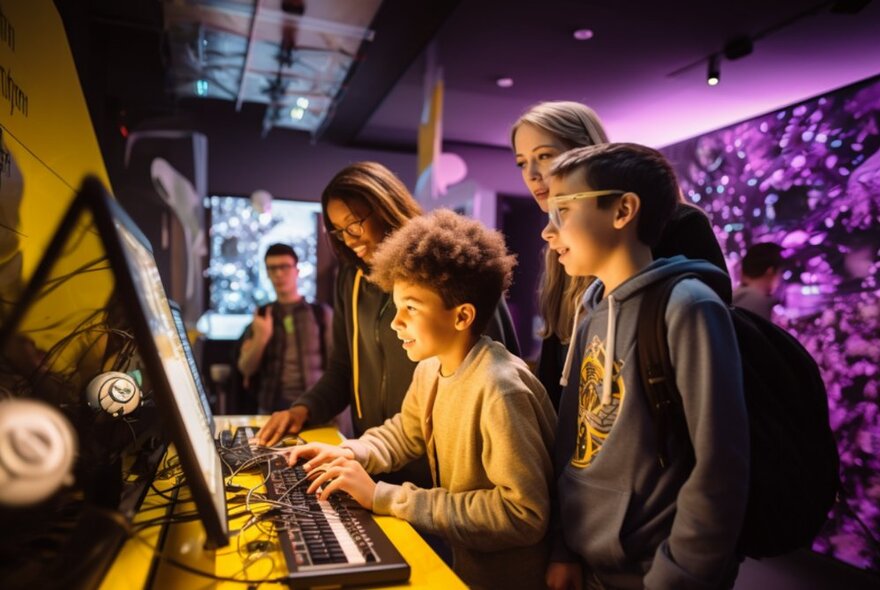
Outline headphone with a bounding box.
[85,371,142,417]
[0,398,77,507]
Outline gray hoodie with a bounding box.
[552,256,749,590]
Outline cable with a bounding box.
[129,533,289,584]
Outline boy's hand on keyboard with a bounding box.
[258,406,309,446]
[283,442,355,469]
[307,458,376,510]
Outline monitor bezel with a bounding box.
[167,299,215,437]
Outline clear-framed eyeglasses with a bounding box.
[547,190,626,228]
[328,210,374,241]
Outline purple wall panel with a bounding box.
[662,75,880,572]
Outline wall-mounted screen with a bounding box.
[662,74,880,573]
[203,196,322,339]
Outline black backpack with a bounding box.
[636,272,840,558]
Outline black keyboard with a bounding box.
[216,426,263,475]
[216,426,410,586]
[267,462,376,565]
[216,426,305,475]
[263,457,410,586]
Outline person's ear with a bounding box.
[613,192,641,230]
[454,303,477,332]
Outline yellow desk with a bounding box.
[101,416,465,589]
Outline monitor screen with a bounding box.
[168,299,214,436]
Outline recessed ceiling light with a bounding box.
[573,28,594,41]
[496,77,514,88]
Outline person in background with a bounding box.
[282,209,556,590]
[733,242,784,321]
[237,244,333,415]
[510,101,727,408]
[544,143,748,590]
[256,162,520,490]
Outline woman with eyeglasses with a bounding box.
[258,161,520,487]
[509,101,727,409]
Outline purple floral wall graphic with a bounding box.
[662,75,880,572]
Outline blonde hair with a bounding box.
[511,101,609,341]
[510,101,609,152]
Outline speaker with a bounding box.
[85,371,142,417]
[0,398,77,507]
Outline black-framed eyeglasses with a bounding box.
[266,263,295,273]
[328,210,374,241]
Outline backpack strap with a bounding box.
[310,302,328,369]
[636,272,698,468]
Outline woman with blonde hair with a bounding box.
[511,101,727,408]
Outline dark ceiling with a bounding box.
[56,0,880,159]
[359,0,880,148]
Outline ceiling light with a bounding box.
[290,107,305,120]
[195,79,208,96]
[496,77,514,88]
[295,97,310,109]
[707,55,720,86]
[573,28,594,41]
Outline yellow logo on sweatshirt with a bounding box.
[571,335,625,468]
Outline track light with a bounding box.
[707,54,720,86]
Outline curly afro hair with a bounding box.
[368,209,517,335]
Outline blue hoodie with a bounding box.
[552,256,749,590]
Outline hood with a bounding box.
[559,256,731,396]
[582,255,732,311]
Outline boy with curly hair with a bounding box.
[283,209,556,589]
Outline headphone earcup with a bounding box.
[85,372,142,417]
[0,398,77,507]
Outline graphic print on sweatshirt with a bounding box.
[571,335,625,468]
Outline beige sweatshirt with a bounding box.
[341,336,556,589]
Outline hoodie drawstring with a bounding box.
[559,304,582,387]
[601,295,617,406]
[352,268,364,419]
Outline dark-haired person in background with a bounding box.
[733,242,784,321]
[237,243,333,414]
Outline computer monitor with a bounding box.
[0,177,228,554]
[168,299,215,436]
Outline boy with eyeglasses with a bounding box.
[237,243,333,413]
[542,143,749,590]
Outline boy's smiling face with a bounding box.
[546,172,620,278]
[390,281,461,364]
